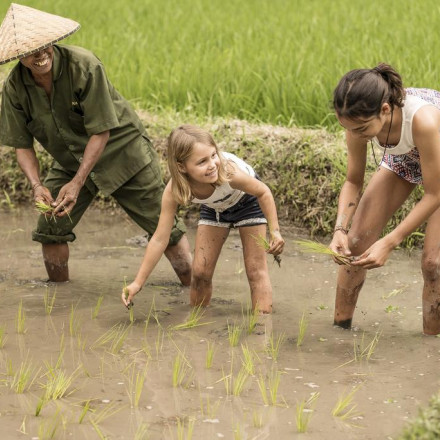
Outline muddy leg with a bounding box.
[42,243,69,282]
[164,235,193,286]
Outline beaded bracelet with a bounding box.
[334,226,349,234]
[31,182,42,192]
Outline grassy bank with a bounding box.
[0,0,439,127]
[0,112,425,247]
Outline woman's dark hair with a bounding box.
[333,63,405,119]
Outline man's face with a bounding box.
[19,46,54,77]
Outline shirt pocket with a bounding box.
[26,118,48,146]
[68,110,87,136]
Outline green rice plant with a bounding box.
[5,357,14,377]
[233,423,243,440]
[91,294,104,319]
[35,200,72,223]
[205,341,215,369]
[199,395,220,418]
[297,312,308,347]
[332,387,363,425]
[69,303,81,337]
[176,417,195,440]
[37,410,62,440]
[76,332,87,351]
[123,276,134,310]
[78,399,91,424]
[89,400,125,435]
[257,375,269,406]
[241,343,259,375]
[90,419,106,440]
[134,422,149,440]
[296,392,320,433]
[55,334,65,369]
[2,189,15,210]
[92,323,131,354]
[15,299,27,334]
[354,331,381,362]
[219,366,232,396]
[0,324,7,348]
[42,367,79,400]
[252,233,281,267]
[385,304,399,313]
[252,410,264,428]
[10,358,40,393]
[381,287,406,299]
[43,287,56,315]
[129,306,135,323]
[170,304,213,331]
[232,366,249,396]
[265,332,285,361]
[172,352,193,388]
[35,394,47,417]
[242,303,259,335]
[294,239,353,265]
[267,370,282,406]
[155,326,165,359]
[126,363,148,408]
[228,322,242,347]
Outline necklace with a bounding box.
[371,109,394,167]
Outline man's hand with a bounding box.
[52,180,82,217]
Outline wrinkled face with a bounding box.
[19,47,54,77]
[180,142,220,184]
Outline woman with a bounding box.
[330,63,440,335]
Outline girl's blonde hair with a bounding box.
[167,125,231,205]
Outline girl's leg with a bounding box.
[239,224,272,313]
[421,207,440,335]
[190,225,230,306]
[335,168,415,328]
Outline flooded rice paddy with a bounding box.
[0,208,438,439]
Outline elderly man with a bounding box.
[0,4,192,285]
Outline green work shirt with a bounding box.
[0,45,152,196]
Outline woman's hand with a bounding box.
[121,281,142,308]
[351,238,394,269]
[329,230,351,265]
[268,230,285,255]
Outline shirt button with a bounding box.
[90,172,95,178]
[78,157,83,163]
[68,145,75,151]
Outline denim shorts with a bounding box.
[198,193,267,228]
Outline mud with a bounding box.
[0,208,438,439]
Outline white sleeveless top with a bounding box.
[371,94,434,155]
[191,152,255,212]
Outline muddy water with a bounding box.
[0,208,438,439]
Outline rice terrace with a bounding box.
[1,0,440,439]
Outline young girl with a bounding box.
[330,63,440,335]
[122,125,284,313]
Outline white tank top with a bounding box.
[191,152,255,212]
[371,94,433,155]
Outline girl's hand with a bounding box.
[121,282,142,308]
[351,238,394,269]
[268,230,285,255]
[329,230,351,265]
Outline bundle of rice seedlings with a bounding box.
[293,239,353,266]
[252,234,282,267]
[35,200,72,223]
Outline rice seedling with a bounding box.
[381,287,406,299]
[2,189,15,210]
[134,422,149,440]
[35,394,47,417]
[123,276,134,310]
[332,387,363,425]
[0,324,7,348]
[293,238,353,265]
[176,417,195,440]
[5,357,14,377]
[267,369,282,406]
[241,343,259,375]
[35,200,72,223]
[172,351,193,388]
[155,326,165,359]
[90,401,125,429]
[242,303,259,335]
[219,366,233,396]
[265,332,285,361]
[69,303,81,337]
[126,363,148,408]
[43,287,56,315]
[199,395,220,418]
[205,341,215,369]
[170,304,213,331]
[228,322,242,347]
[353,331,381,362]
[92,322,132,354]
[37,410,63,440]
[78,399,91,424]
[10,358,40,393]
[232,366,249,396]
[15,299,27,334]
[42,367,79,400]
[233,423,243,440]
[252,410,264,428]
[76,332,88,351]
[385,304,399,313]
[252,233,281,267]
[297,312,308,347]
[90,419,106,440]
[91,294,104,319]
[296,392,320,433]
[257,375,269,406]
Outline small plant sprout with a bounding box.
[92,294,104,319]
[296,392,320,433]
[252,409,264,428]
[234,423,243,440]
[243,302,259,335]
[37,409,63,440]
[170,304,213,331]
[176,417,195,440]
[385,304,399,313]
[126,363,148,408]
[43,287,56,315]
[35,394,47,417]
[332,386,363,426]
[228,322,242,347]
[92,323,132,354]
[10,357,40,393]
[15,299,27,334]
[381,286,406,299]
[69,303,81,337]
[0,324,7,348]
[241,343,259,375]
[42,367,79,400]
[354,331,381,362]
[232,366,249,396]
[294,238,353,265]
[267,369,283,406]
[78,399,91,424]
[252,233,281,267]
[172,351,193,388]
[297,312,308,347]
[199,395,220,418]
[257,375,269,406]
[205,341,215,369]
[265,332,285,361]
[155,326,165,359]
[220,367,232,396]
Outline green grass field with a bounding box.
[1,0,439,128]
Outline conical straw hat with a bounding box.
[0,3,80,65]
